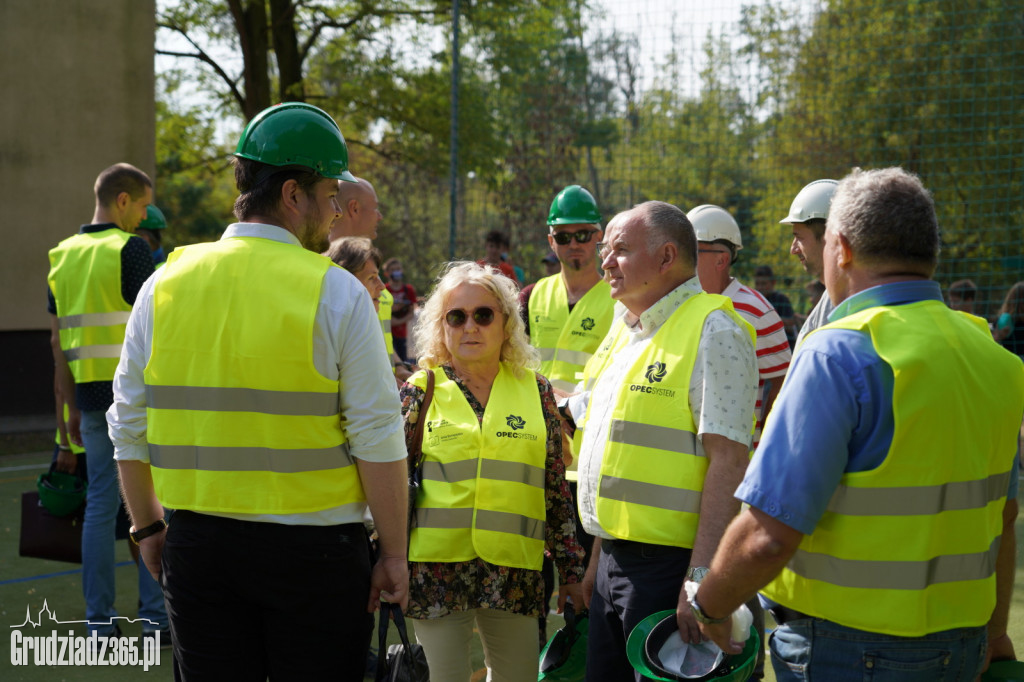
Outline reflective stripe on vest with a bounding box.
[761,301,1024,636]
[47,229,134,383]
[144,237,360,515]
[379,288,395,357]
[581,292,752,547]
[408,364,547,570]
[528,275,614,393]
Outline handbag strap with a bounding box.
[374,602,417,682]
[409,370,435,470]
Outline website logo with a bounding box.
[10,599,163,670]
[645,361,667,383]
[581,317,595,331]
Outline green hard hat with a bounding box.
[37,470,87,517]
[626,610,758,682]
[548,185,601,226]
[138,205,167,231]
[234,102,357,182]
[538,603,588,681]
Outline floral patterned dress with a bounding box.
[401,365,584,619]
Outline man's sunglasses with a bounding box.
[444,306,497,328]
[550,229,599,245]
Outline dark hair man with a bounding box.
[109,103,409,679]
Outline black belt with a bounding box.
[601,538,691,559]
[768,604,810,625]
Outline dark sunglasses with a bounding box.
[444,307,497,327]
[550,229,599,245]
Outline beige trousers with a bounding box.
[413,608,538,682]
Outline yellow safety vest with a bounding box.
[379,288,395,359]
[528,275,615,393]
[47,229,134,383]
[579,293,752,547]
[144,237,362,515]
[408,364,547,570]
[761,301,1024,636]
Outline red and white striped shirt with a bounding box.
[722,278,792,449]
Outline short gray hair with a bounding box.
[829,167,939,273]
[633,201,697,269]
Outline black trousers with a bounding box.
[586,540,692,682]
[162,510,372,682]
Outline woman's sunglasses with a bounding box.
[550,229,599,245]
[445,306,497,328]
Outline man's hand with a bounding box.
[66,406,82,447]
[558,581,584,613]
[674,591,707,644]
[696,616,743,655]
[138,531,165,582]
[55,449,77,473]
[368,555,409,613]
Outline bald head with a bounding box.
[329,176,383,241]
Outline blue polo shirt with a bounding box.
[737,280,1018,535]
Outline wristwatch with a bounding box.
[689,591,729,625]
[686,566,710,583]
[129,518,168,545]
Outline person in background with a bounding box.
[402,261,584,682]
[541,250,561,277]
[995,282,1024,358]
[325,238,386,313]
[47,162,165,643]
[692,167,1024,681]
[753,265,797,349]
[479,230,520,285]
[781,179,840,346]
[136,205,169,268]
[383,257,418,364]
[947,278,979,315]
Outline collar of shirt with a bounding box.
[221,222,302,247]
[623,276,704,339]
[80,223,120,234]
[828,280,943,323]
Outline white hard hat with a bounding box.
[780,179,839,224]
[687,204,742,249]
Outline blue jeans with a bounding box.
[769,616,987,681]
[80,410,166,634]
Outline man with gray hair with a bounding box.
[561,201,757,681]
[691,168,1023,680]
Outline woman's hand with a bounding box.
[558,582,584,613]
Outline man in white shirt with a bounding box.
[564,201,757,681]
[689,204,791,450]
[108,103,408,680]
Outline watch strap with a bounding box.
[130,518,168,545]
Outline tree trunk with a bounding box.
[228,0,271,120]
[269,0,305,103]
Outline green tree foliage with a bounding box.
[749,0,1024,308]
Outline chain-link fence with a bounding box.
[442,0,1021,322]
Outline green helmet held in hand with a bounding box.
[138,205,167,231]
[548,185,601,226]
[234,102,357,183]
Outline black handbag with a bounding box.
[407,370,435,531]
[375,602,430,682]
[19,490,85,563]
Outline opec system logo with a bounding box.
[630,361,675,397]
[497,414,537,440]
[645,361,667,383]
[580,317,595,331]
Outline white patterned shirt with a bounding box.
[569,277,758,540]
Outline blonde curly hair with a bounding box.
[414,261,539,377]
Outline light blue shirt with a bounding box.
[737,280,1018,535]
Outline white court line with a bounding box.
[0,462,49,473]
